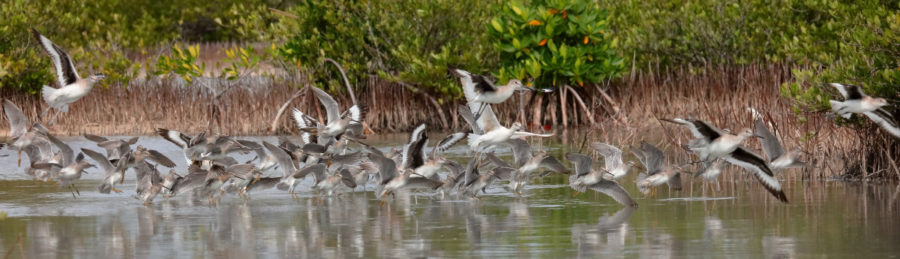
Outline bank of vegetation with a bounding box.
[0,0,898,179]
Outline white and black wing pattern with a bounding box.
[753,118,785,161]
[663,118,723,142]
[156,128,191,149]
[829,83,865,100]
[724,147,788,203]
[291,108,314,144]
[342,104,364,122]
[32,29,79,87]
[435,132,467,152]
[863,109,900,139]
[3,99,27,139]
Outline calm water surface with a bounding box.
[0,135,898,258]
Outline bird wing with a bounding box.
[310,87,341,123]
[81,148,114,172]
[294,163,326,179]
[753,118,785,161]
[664,118,722,141]
[457,105,484,135]
[435,132,467,153]
[724,147,788,203]
[147,149,176,167]
[590,142,623,170]
[511,131,553,138]
[477,105,501,133]
[263,141,297,178]
[829,83,864,100]
[291,108,316,144]
[639,141,665,174]
[589,180,639,207]
[226,164,257,179]
[331,151,364,166]
[342,104,364,122]
[538,155,569,174]
[32,29,79,87]
[368,153,397,185]
[667,172,683,190]
[489,167,515,181]
[565,153,594,177]
[3,99,27,139]
[471,74,496,94]
[339,168,358,188]
[863,109,900,139]
[409,123,427,143]
[82,133,108,143]
[484,152,511,168]
[156,128,191,149]
[45,133,73,166]
[404,177,443,190]
[507,138,532,168]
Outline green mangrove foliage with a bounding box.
[597,0,899,112]
[488,0,625,88]
[0,0,279,93]
[275,0,497,100]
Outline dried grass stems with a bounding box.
[0,62,895,180]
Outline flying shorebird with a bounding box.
[298,87,365,140]
[631,142,682,196]
[81,148,129,194]
[464,100,552,153]
[3,99,52,166]
[33,152,94,199]
[83,134,138,164]
[565,153,638,207]
[662,118,758,162]
[450,68,551,119]
[486,139,569,194]
[32,29,105,124]
[589,142,636,179]
[828,83,900,138]
[753,117,808,170]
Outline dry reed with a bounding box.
[0,62,895,180]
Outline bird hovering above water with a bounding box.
[32,29,105,125]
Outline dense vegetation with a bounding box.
[1,0,898,109]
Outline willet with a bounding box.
[565,153,638,207]
[828,83,900,138]
[32,29,105,124]
[631,142,682,196]
[497,139,569,194]
[589,142,636,179]
[3,99,52,166]
[829,83,889,118]
[450,68,551,119]
[81,148,129,193]
[300,87,365,139]
[263,141,307,197]
[34,152,93,198]
[156,128,204,165]
[753,118,808,170]
[83,134,138,164]
[134,162,163,204]
[662,118,758,161]
[463,166,515,198]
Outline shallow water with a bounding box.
[1,136,899,258]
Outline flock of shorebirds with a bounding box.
[3,30,900,207]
